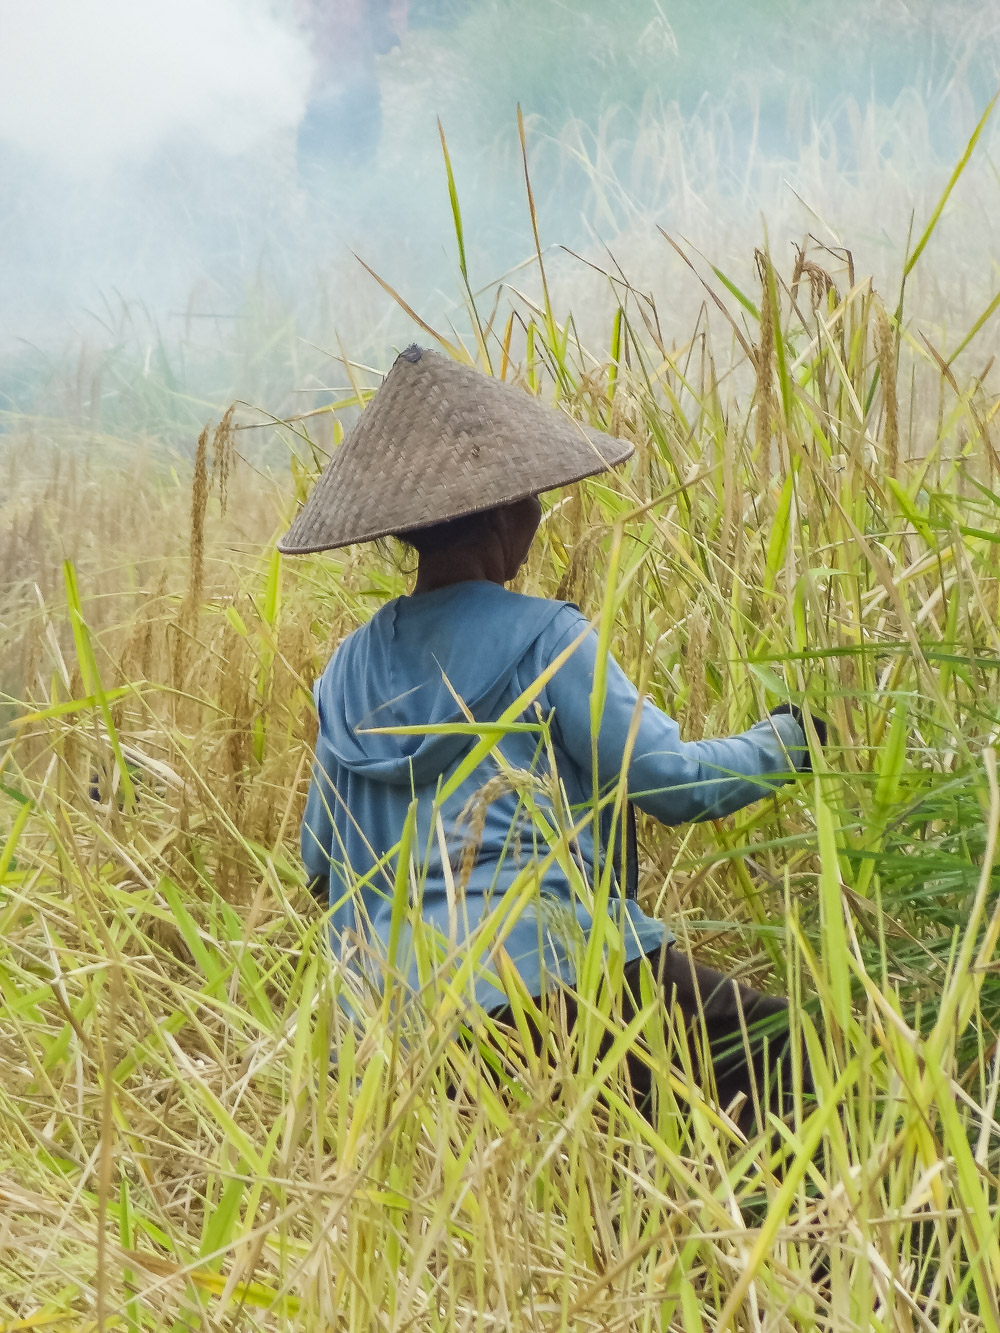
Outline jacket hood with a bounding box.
[314,582,568,787]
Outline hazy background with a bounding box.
[2,0,999,436]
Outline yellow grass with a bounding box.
[2,219,1000,1328]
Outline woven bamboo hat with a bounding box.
[277,345,634,554]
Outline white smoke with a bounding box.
[1,0,997,402]
[0,0,312,174]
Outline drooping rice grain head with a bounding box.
[754,248,778,449]
[211,404,236,518]
[875,300,901,475]
[184,424,210,631]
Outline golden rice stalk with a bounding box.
[791,243,837,314]
[457,774,514,889]
[186,425,209,622]
[754,249,777,449]
[211,404,237,518]
[875,302,900,475]
[173,425,209,688]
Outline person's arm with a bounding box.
[546,614,811,824]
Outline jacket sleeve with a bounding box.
[544,612,808,824]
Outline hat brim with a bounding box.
[277,348,635,555]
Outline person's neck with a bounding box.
[412,546,507,594]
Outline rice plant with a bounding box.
[3,124,1000,1329]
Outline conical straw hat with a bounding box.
[278,345,634,554]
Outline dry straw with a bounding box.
[685,602,710,740]
[4,220,1000,1325]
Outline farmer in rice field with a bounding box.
[279,346,823,1129]
[296,0,409,170]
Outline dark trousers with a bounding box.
[489,946,808,1135]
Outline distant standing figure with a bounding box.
[296,0,409,173]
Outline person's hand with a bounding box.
[770,702,828,771]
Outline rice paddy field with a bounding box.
[5,69,1000,1332]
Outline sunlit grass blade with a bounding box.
[897,90,999,310]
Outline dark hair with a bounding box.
[395,509,495,556]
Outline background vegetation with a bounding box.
[6,0,1000,436]
[409,0,1000,142]
[4,3,1000,1322]
[4,109,1000,1319]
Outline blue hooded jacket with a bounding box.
[303,581,807,1012]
